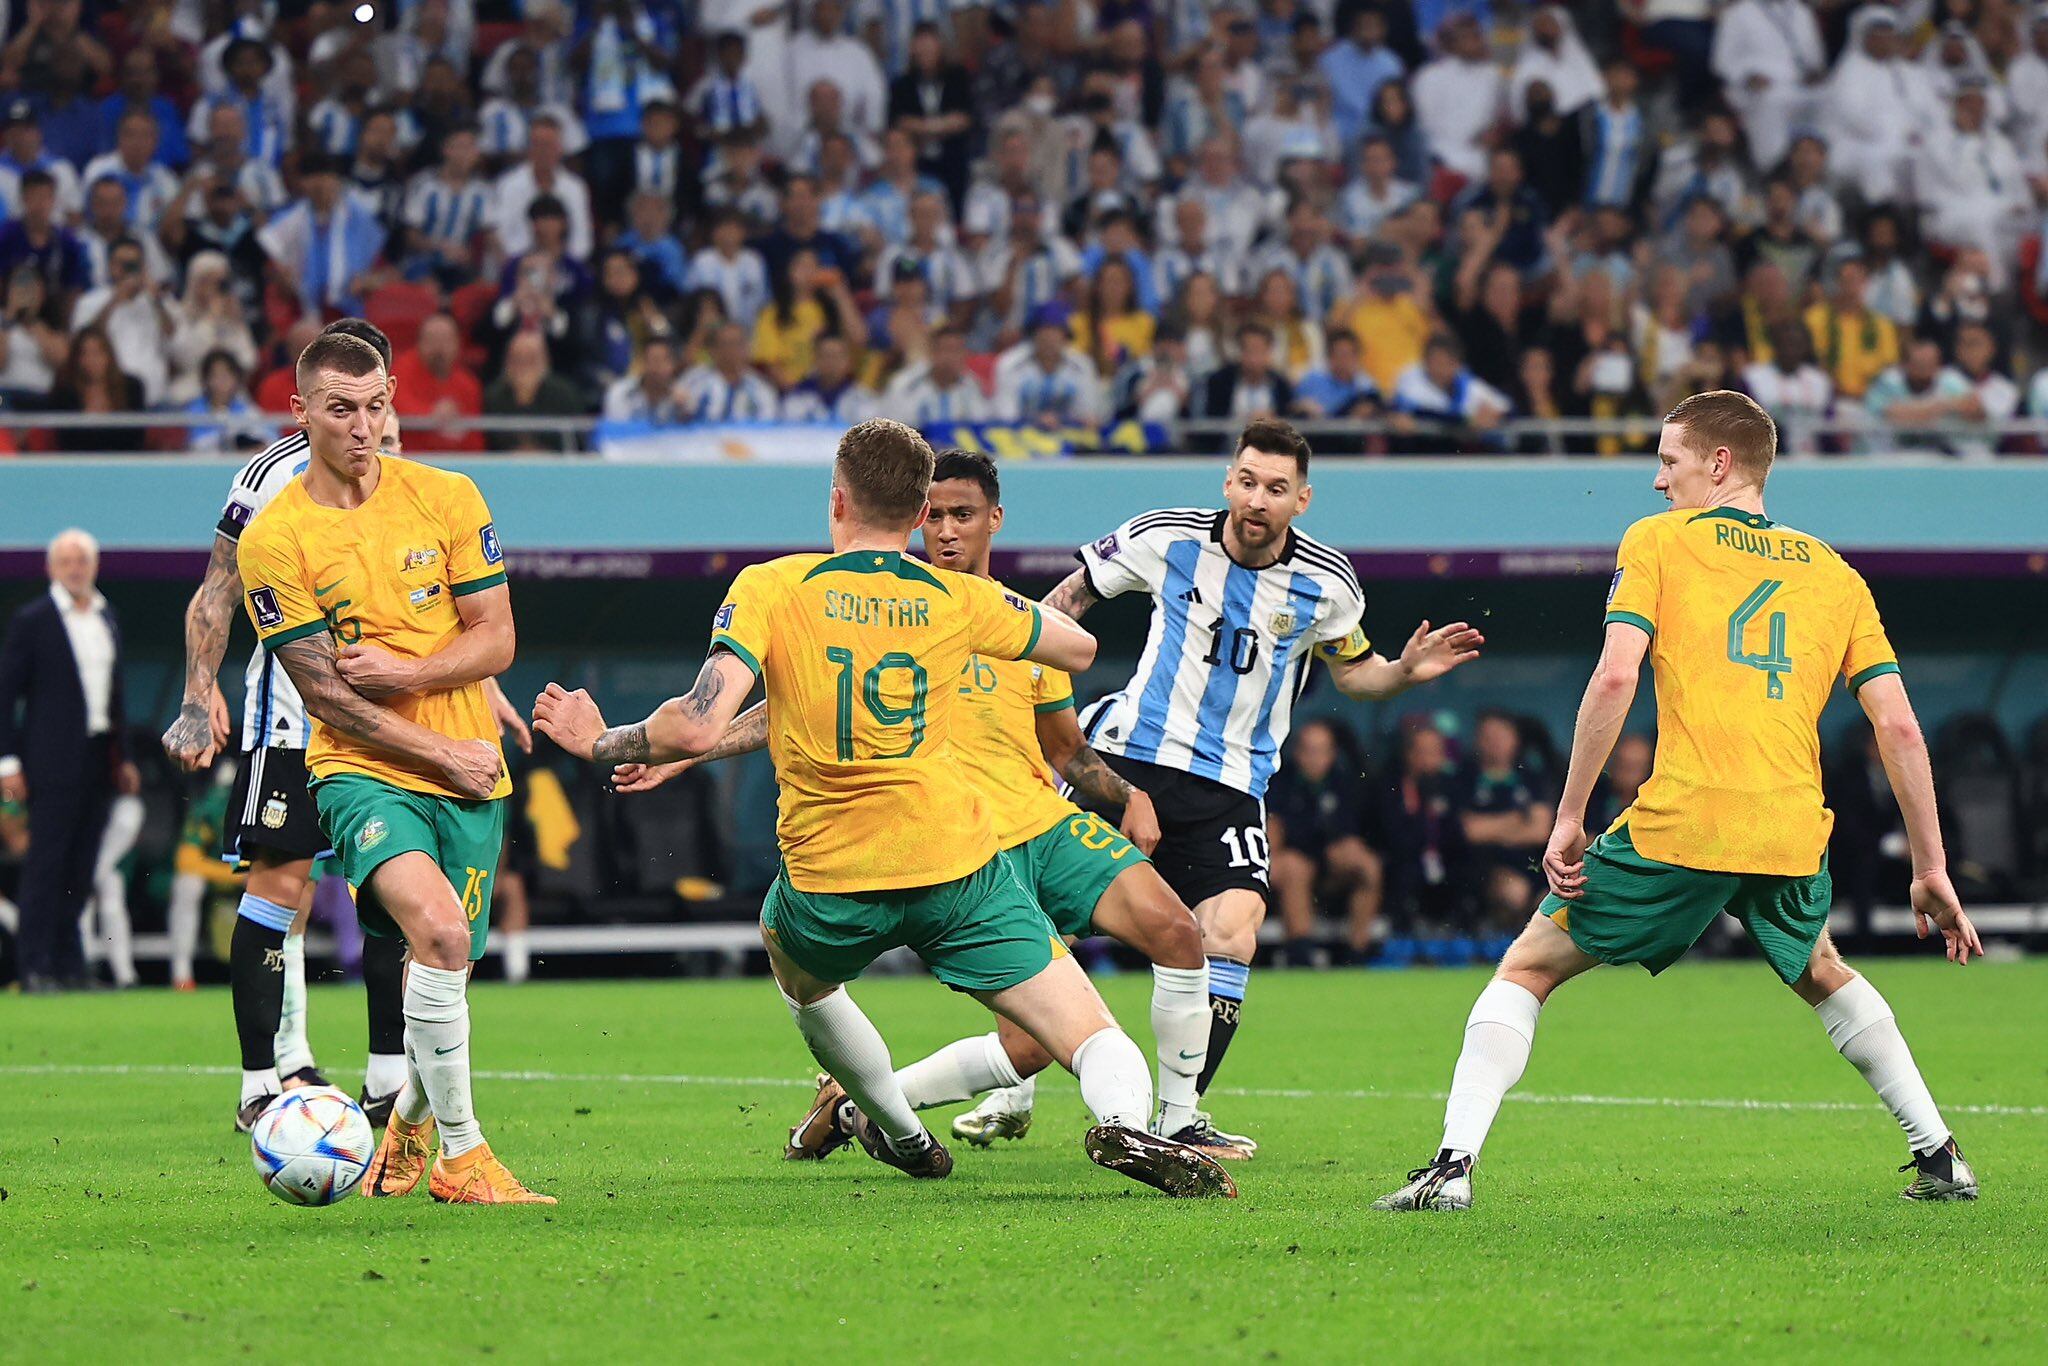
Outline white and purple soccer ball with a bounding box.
[250,1087,374,1206]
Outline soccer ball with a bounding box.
[250,1087,375,1206]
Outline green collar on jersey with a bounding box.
[802,549,949,593]
[1690,507,1777,531]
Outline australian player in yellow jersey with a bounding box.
[611,451,1229,1156]
[237,331,552,1206]
[1377,391,1983,1212]
[533,420,1235,1197]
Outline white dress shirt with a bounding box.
[2,585,117,775]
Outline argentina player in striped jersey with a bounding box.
[956,419,1483,1154]
[160,319,531,1134]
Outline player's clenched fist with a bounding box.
[533,682,607,760]
[337,641,418,697]
[439,738,504,799]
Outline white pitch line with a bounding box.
[3,1063,2044,1119]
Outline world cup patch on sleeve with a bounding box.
[247,586,283,629]
[480,523,503,564]
[222,499,253,527]
[1606,568,1623,605]
[1092,533,1121,560]
[1002,591,1029,613]
[713,603,735,631]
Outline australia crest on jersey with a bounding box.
[403,546,440,572]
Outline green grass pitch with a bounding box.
[4,959,2045,1361]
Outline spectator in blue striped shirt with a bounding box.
[402,126,497,288]
[185,39,291,169]
[689,32,768,146]
[96,48,187,170]
[871,190,980,328]
[79,112,179,237]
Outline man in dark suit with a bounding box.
[1196,322,1295,421]
[0,530,139,992]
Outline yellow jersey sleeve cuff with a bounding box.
[260,620,328,651]
[1848,661,1901,692]
[710,633,761,677]
[1022,604,1043,659]
[1034,695,1075,714]
[451,570,508,597]
[1605,610,1655,639]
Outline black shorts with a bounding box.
[1096,754,1269,908]
[224,746,330,870]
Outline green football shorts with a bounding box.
[761,850,1063,993]
[1540,824,1832,985]
[313,773,506,961]
[1006,810,1148,939]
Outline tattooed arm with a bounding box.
[532,650,757,767]
[161,533,240,770]
[1041,568,1101,622]
[1035,705,1161,854]
[610,700,769,794]
[273,634,503,798]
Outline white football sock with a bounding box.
[981,1076,1036,1116]
[167,872,203,985]
[1816,975,1948,1153]
[272,933,314,1076]
[501,931,531,984]
[896,1032,1023,1111]
[364,1052,409,1099]
[1150,963,1209,1135]
[1071,1027,1151,1129]
[1439,979,1542,1160]
[240,1067,280,1104]
[785,989,923,1149]
[405,962,483,1156]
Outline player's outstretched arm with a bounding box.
[1326,620,1485,700]
[534,650,757,768]
[162,532,239,771]
[1856,673,1982,964]
[1542,623,1647,901]
[612,699,770,794]
[275,634,503,799]
[1026,600,1097,673]
[1035,706,1160,853]
[338,583,517,698]
[1040,568,1101,621]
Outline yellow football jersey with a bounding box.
[238,455,511,801]
[712,549,1043,893]
[954,579,1082,850]
[1603,507,1898,876]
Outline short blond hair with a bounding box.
[1666,389,1776,483]
[835,419,936,526]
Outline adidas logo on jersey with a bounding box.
[1180,587,1204,605]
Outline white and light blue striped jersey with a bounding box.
[305,97,363,157]
[1153,244,1249,300]
[1585,101,1646,209]
[995,353,1104,425]
[679,364,781,422]
[783,379,880,423]
[881,365,990,426]
[688,72,765,135]
[980,237,1083,332]
[216,432,313,752]
[77,155,179,230]
[684,247,771,328]
[1075,508,1370,800]
[402,171,496,251]
[872,243,980,311]
[1253,242,1355,323]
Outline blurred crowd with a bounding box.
[4,1,2048,454]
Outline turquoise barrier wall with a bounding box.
[5,456,2047,560]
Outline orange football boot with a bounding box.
[360,1112,436,1198]
[428,1143,557,1205]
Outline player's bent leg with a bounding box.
[229,853,314,1131]
[1792,931,1976,1201]
[1087,862,1215,1143]
[1376,914,1598,1213]
[979,956,1235,1198]
[946,1015,1049,1146]
[765,930,949,1177]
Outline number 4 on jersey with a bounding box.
[1727,579,1792,700]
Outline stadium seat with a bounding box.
[447,281,499,368]
[364,281,442,356]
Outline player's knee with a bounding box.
[1002,1030,1054,1079]
[1145,898,1205,969]
[413,914,472,970]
